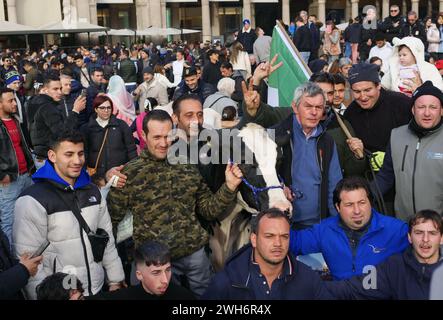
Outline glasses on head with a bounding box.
[97,106,112,110]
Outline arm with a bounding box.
[241,101,292,128]
[107,172,132,228]
[157,86,169,106]
[244,53,252,80]
[289,225,323,256]
[0,263,30,299]
[372,140,395,195]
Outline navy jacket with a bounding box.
[290,209,409,280]
[201,244,334,300]
[325,247,443,300]
[173,79,216,104]
[0,229,29,299]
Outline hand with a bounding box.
[367,39,372,46]
[106,165,127,189]
[409,70,423,93]
[252,54,283,85]
[393,21,400,28]
[346,137,364,159]
[72,95,87,113]
[225,162,243,192]
[19,253,43,277]
[0,175,11,186]
[283,185,294,202]
[241,78,261,117]
[108,281,127,292]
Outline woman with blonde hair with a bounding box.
[229,41,252,81]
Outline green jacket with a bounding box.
[240,101,368,178]
[118,59,137,83]
[107,150,237,259]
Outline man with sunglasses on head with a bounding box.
[289,176,409,281]
[0,56,18,88]
[380,5,405,45]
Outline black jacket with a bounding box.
[173,79,216,104]
[344,89,412,152]
[0,229,29,300]
[0,117,34,182]
[293,24,312,52]
[345,23,362,44]
[90,283,195,300]
[309,22,321,50]
[400,21,427,48]
[30,94,79,158]
[80,115,137,178]
[237,29,257,54]
[202,61,223,87]
[380,15,405,43]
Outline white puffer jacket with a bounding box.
[381,36,443,91]
[12,163,124,299]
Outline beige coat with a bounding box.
[133,78,169,111]
[323,29,342,56]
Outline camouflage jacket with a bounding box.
[107,149,237,259]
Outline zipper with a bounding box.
[411,139,421,214]
[64,99,69,117]
[401,145,408,171]
[74,190,93,296]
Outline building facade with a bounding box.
[1,0,443,47]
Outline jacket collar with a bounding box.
[330,208,386,235]
[32,160,91,190]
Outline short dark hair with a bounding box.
[220,62,233,70]
[332,73,346,86]
[408,210,443,234]
[333,177,373,207]
[23,60,34,67]
[36,273,83,300]
[252,208,291,234]
[91,67,104,75]
[142,109,172,134]
[73,54,83,61]
[49,129,84,151]
[0,87,14,100]
[2,56,11,62]
[369,56,382,64]
[295,17,304,23]
[121,49,130,57]
[134,240,171,267]
[309,72,334,85]
[172,94,202,116]
[43,74,60,88]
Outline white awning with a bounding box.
[0,20,41,35]
[139,27,201,36]
[37,20,109,34]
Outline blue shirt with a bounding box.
[290,115,342,225]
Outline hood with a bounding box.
[392,37,425,64]
[32,160,91,190]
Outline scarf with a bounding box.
[408,117,443,138]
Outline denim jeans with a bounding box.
[300,51,311,65]
[0,174,33,245]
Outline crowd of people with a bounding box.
[0,7,443,301]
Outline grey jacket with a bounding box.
[134,78,169,110]
[390,123,443,221]
[253,35,272,64]
[430,262,443,300]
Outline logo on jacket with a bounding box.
[88,196,97,203]
[368,244,385,254]
[427,152,443,160]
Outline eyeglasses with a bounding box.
[97,106,112,110]
[390,10,398,12]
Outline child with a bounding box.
[381,37,443,96]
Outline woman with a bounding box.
[426,17,440,54]
[153,64,176,89]
[435,13,443,60]
[106,75,137,126]
[323,21,342,63]
[229,41,252,81]
[80,95,137,179]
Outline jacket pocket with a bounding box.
[401,145,408,172]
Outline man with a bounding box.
[220,61,244,104]
[325,209,443,299]
[84,67,106,126]
[92,241,195,300]
[368,33,393,75]
[87,52,102,76]
[331,73,348,115]
[253,27,272,64]
[400,11,427,48]
[108,110,242,297]
[201,49,222,87]
[170,50,187,86]
[133,66,169,110]
[375,81,443,221]
[290,177,409,280]
[380,5,404,44]
[117,49,138,93]
[0,228,42,299]
[344,63,411,165]
[13,130,125,299]
[29,75,86,163]
[293,17,312,64]
[173,66,216,104]
[308,15,321,62]
[201,208,333,299]
[0,56,17,87]
[58,73,77,122]
[74,54,91,89]
[138,48,153,83]
[0,88,34,244]
[36,272,85,300]
[22,61,40,97]
[237,19,256,55]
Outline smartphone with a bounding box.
[80,89,87,97]
[31,240,50,258]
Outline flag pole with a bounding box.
[275,20,312,76]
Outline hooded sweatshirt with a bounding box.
[381,37,443,92]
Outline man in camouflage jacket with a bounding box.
[108,110,242,297]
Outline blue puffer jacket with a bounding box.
[290,209,409,280]
[201,244,334,300]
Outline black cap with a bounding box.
[142,66,154,75]
[411,80,443,106]
[183,66,198,78]
[348,63,380,86]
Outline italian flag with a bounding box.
[268,21,312,107]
